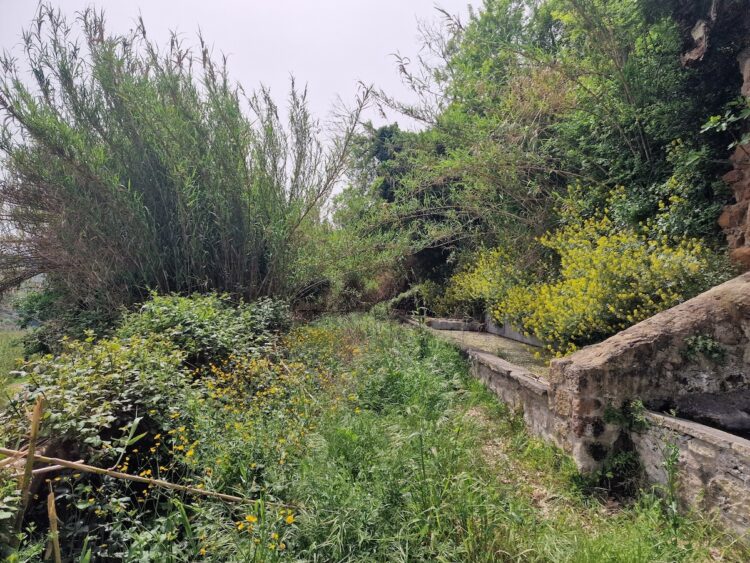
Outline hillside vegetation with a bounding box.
[1,0,749,560]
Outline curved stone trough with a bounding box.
[419,272,750,535]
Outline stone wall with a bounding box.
[469,350,561,445]
[633,412,750,535]
[423,273,750,533]
[548,272,750,471]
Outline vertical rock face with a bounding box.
[718,32,750,268]
[678,1,750,268]
[720,125,750,268]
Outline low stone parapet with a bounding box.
[468,350,561,445]
[633,411,750,535]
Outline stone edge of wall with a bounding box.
[634,411,750,535]
[466,348,563,448]
[548,272,750,471]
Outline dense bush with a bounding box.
[0,334,186,457]
[442,248,528,315]
[117,293,289,365]
[336,0,744,329]
[0,5,369,319]
[496,215,731,354]
[0,292,293,559]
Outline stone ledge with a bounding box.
[425,317,484,332]
[645,411,750,457]
[469,350,549,396]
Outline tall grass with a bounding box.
[0,4,369,312]
[0,330,24,406]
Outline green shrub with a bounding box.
[116,293,289,365]
[0,333,187,458]
[15,286,117,355]
[443,248,528,314]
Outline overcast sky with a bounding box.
[0,0,476,129]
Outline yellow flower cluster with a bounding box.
[444,248,523,307]
[495,214,715,355]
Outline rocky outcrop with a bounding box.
[679,1,750,268]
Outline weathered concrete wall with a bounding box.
[469,350,561,445]
[485,313,544,348]
[633,412,750,535]
[548,272,750,471]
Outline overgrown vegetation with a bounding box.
[1,0,746,347]
[0,5,370,320]
[2,305,747,561]
[1,0,749,559]
[335,0,746,343]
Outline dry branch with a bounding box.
[0,446,293,507]
[14,396,43,539]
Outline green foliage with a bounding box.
[702,97,750,150]
[0,5,368,320]
[443,247,528,313]
[337,0,743,323]
[682,334,728,364]
[2,312,747,561]
[603,399,650,433]
[1,333,187,456]
[497,211,732,354]
[0,330,24,404]
[117,293,289,365]
[0,469,21,551]
[574,450,644,500]
[14,286,116,355]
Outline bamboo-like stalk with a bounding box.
[0,446,294,507]
[0,447,27,468]
[13,396,44,539]
[47,483,62,563]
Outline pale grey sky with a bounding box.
[0,0,475,129]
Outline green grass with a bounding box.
[170,316,747,561]
[4,315,747,561]
[274,317,746,562]
[0,329,24,405]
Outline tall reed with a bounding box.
[0,5,369,311]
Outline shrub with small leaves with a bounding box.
[1,333,187,459]
[116,293,290,365]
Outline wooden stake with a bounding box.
[47,483,62,563]
[0,447,294,507]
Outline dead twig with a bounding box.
[46,483,62,563]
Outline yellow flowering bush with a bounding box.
[496,214,728,355]
[443,248,525,311]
